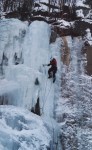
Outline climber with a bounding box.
[47,58,57,83]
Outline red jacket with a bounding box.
[48,58,57,67]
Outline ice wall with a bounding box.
[0,18,60,117]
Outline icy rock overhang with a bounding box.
[58,20,71,29]
[52,19,72,36]
[0,106,51,150]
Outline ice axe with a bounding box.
[43,64,48,67]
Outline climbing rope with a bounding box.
[37,66,60,150]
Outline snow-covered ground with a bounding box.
[0,106,51,150]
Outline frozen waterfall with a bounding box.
[0,19,56,116]
[0,18,62,150]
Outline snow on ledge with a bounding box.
[76,1,90,8]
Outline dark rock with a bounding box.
[34,78,40,85]
[5,11,20,19]
[30,16,48,23]
[35,97,41,116]
[74,20,92,36]
[54,26,72,37]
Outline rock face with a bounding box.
[50,29,57,43]
[74,20,92,36]
[54,26,72,36]
[0,0,92,36]
[84,46,92,75]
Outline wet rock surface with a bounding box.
[85,46,92,75]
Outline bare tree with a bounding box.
[48,0,51,13]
